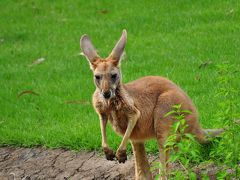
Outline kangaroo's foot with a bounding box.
[116,149,127,163]
[103,147,115,161]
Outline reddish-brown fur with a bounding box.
[80,30,223,180]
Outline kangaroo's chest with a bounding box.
[94,94,135,136]
[108,109,128,136]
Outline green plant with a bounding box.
[152,104,202,179]
[209,62,240,179]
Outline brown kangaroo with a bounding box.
[80,30,223,180]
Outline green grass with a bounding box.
[0,0,239,154]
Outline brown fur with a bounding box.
[80,30,223,180]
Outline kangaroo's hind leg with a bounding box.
[153,93,176,179]
[153,91,212,177]
[131,141,153,180]
[153,91,202,178]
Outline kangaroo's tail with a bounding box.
[200,128,225,144]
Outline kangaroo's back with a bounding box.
[125,76,179,97]
[125,76,196,111]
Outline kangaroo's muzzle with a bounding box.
[103,90,111,99]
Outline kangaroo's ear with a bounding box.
[80,35,99,65]
[108,29,127,66]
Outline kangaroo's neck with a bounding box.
[112,83,127,102]
[107,83,133,110]
[115,83,125,97]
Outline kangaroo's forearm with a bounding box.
[99,113,115,161]
[118,109,140,150]
[99,113,108,148]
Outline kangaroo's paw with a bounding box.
[116,149,127,163]
[103,147,115,161]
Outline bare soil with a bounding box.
[0,147,230,180]
[0,147,158,180]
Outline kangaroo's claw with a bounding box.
[116,149,127,163]
[103,147,115,161]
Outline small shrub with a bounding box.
[209,62,240,179]
[152,104,202,179]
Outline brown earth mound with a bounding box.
[0,147,230,180]
[0,147,158,180]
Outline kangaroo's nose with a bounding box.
[103,91,111,99]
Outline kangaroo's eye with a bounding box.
[95,75,101,80]
[111,73,117,80]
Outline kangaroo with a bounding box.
[80,30,223,180]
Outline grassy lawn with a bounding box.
[0,0,239,156]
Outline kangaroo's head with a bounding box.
[80,30,127,100]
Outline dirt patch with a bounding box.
[1,147,235,179]
[0,147,158,180]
